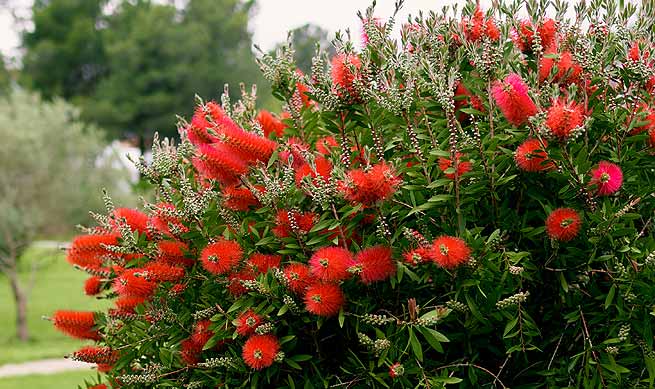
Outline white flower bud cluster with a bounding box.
[196,357,236,369]
[282,295,302,314]
[645,251,655,266]
[496,291,530,309]
[618,324,630,341]
[192,306,218,321]
[605,346,619,355]
[255,322,274,335]
[116,373,158,384]
[446,300,469,313]
[361,313,396,325]
[509,266,525,275]
[274,351,285,363]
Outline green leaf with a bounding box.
[604,284,616,309]
[338,307,345,328]
[419,327,445,353]
[408,328,423,361]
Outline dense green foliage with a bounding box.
[58,1,655,388]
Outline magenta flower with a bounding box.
[590,161,623,196]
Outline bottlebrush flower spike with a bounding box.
[200,239,243,275]
[279,137,310,168]
[513,19,557,52]
[213,113,277,163]
[454,82,485,121]
[590,161,623,196]
[70,346,118,364]
[546,208,582,241]
[143,262,185,282]
[304,283,345,317]
[114,269,157,297]
[515,138,553,172]
[111,208,149,235]
[331,53,362,97]
[242,334,280,370]
[355,245,396,284]
[247,253,281,274]
[460,7,500,42]
[157,240,193,267]
[629,103,655,135]
[187,105,220,146]
[545,99,586,139]
[539,51,582,85]
[84,276,103,296]
[438,153,472,179]
[256,109,287,138]
[295,157,333,187]
[223,185,261,211]
[228,270,256,297]
[272,210,317,238]
[340,162,401,205]
[283,263,314,294]
[294,70,314,108]
[491,73,537,126]
[88,385,108,389]
[192,143,249,185]
[431,236,472,268]
[235,309,263,336]
[316,136,339,155]
[309,247,356,282]
[115,295,146,314]
[66,234,119,269]
[403,246,434,266]
[148,203,188,237]
[52,310,100,340]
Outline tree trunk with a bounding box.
[7,269,29,341]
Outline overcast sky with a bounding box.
[0,0,473,62]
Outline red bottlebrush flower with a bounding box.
[256,109,287,138]
[356,245,396,284]
[515,138,553,172]
[316,136,338,155]
[235,309,263,336]
[340,162,401,205]
[228,270,256,297]
[213,115,277,163]
[295,157,333,187]
[513,19,557,52]
[454,82,485,121]
[361,17,384,45]
[247,253,281,274]
[113,270,157,298]
[242,334,280,370]
[71,346,118,364]
[223,185,260,211]
[402,246,433,266]
[187,105,220,146]
[96,363,113,373]
[539,51,582,85]
[389,362,404,378]
[431,236,472,269]
[491,73,537,126]
[148,203,188,238]
[180,338,202,365]
[309,247,355,282]
[84,276,103,296]
[294,78,313,108]
[304,283,345,317]
[461,7,499,42]
[191,320,214,346]
[157,240,193,267]
[272,210,317,238]
[111,208,149,235]
[52,310,100,341]
[284,263,313,294]
[546,208,582,241]
[438,153,472,179]
[649,128,655,147]
[279,137,310,168]
[193,143,249,185]
[200,239,243,275]
[545,99,586,139]
[331,53,362,97]
[143,262,185,282]
[629,103,655,135]
[88,385,108,389]
[66,234,119,269]
[115,295,146,313]
[590,161,623,196]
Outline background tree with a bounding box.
[0,56,10,93]
[21,0,107,100]
[282,23,334,74]
[0,89,123,341]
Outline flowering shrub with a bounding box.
[56,1,655,387]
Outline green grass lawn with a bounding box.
[0,370,100,389]
[0,245,110,365]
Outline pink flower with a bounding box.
[590,161,623,196]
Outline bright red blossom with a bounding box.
[235,309,263,336]
[223,185,261,211]
[52,310,100,341]
[157,240,193,267]
[491,73,537,126]
[539,51,582,84]
[247,253,281,274]
[431,236,472,268]
[272,210,317,238]
[84,276,102,296]
[242,334,280,370]
[304,283,345,317]
[256,109,287,138]
[545,99,586,139]
[66,233,119,269]
[513,19,557,52]
[143,262,185,282]
[113,269,157,298]
[590,161,623,196]
[545,208,582,241]
[283,263,314,294]
[111,208,149,235]
[71,346,118,364]
[438,153,472,179]
[340,162,401,205]
[515,138,553,172]
[331,53,362,97]
[356,245,396,284]
[461,7,500,42]
[200,239,243,275]
[309,247,355,282]
[295,157,333,187]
